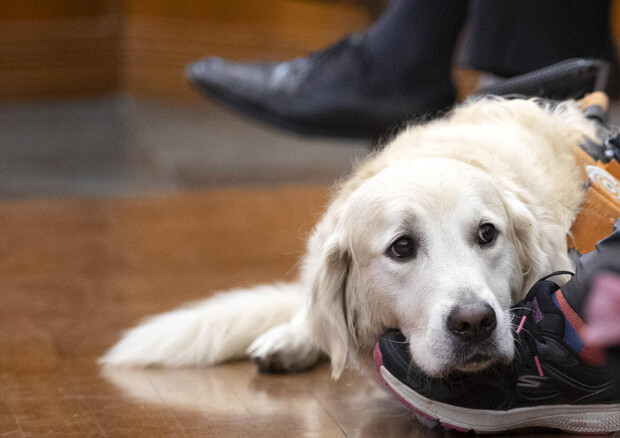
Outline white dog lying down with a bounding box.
[101,97,596,378]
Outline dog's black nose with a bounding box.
[447,302,496,343]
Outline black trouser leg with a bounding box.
[461,0,614,77]
[362,0,469,94]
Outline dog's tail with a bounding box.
[99,282,305,367]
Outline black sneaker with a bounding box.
[375,278,620,434]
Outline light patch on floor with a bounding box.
[1,96,619,200]
[0,96,370,200]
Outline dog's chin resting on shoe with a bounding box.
[100,97,595,378]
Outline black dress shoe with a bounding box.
[186,34,456,139]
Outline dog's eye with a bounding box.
[387,236,416,260]
[478,223,497,245]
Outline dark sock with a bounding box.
[363,0,468,89]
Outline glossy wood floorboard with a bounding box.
[0,186,560,437]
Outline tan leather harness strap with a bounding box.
[569,93,620,254]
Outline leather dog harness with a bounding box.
[570,92,620,255]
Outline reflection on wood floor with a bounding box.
[0,186,407,437]
[0,186,561,437]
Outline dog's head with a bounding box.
[308,157,550,378]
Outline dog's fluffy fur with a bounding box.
[100,97,596,378]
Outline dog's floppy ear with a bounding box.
[501,189,550,299]
[307,216,354,379]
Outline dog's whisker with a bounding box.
[383,338,409,345]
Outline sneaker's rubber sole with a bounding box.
[374,343,620,434]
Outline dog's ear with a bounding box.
[307,217,354,379]
[501,189,550,299]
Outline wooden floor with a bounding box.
[1,185,466,438]
[2,97,602,436]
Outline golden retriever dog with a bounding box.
[100,97,595,378]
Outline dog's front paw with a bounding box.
[247,323,322,373]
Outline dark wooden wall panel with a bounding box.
[121,1,369,102]
[1,1,619,102]
[0,1,111,21]
[0,1,121,100]
[0,0,368,102]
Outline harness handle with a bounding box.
[577,91,609,114]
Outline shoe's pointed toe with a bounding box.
[186,57,242,89]
[185,57,221,83]
[186,57,280,104]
